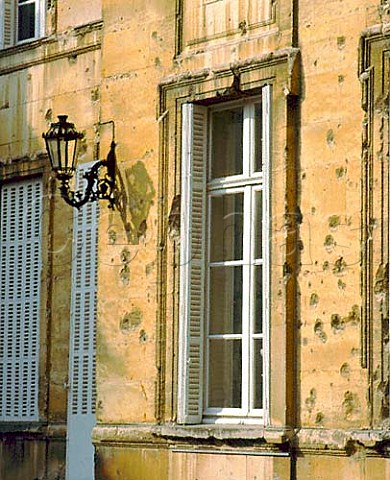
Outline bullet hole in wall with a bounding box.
[310,293,319,307]
[323,261,330,271]
[340,362,351,379]
[333,257,346,274]
[314,319,327,343]
[338,279,346,290]
[328,215,340,229]
[342,391,359,419]
[326,129,335,147]
[337,36,346,49]
[331,313,345,333]
[108,229,117,245]
[238,20,247,34]
[315,412,325,425]
[91,88,99,102]
[305,388,317,412]
[345,305,360,325]
[335,166,347,178]
[324,234,336,252]
[139,329,148,343]
[120,248,132,285]
[120,264,130,285]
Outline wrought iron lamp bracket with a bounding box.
[58,141,116,210]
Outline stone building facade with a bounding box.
[0,0,389,479]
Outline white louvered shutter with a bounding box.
[177,104,207,424]
[1,0,15,48]
[66,164,98,480]
[0,178,42,421]
[68,165,98,418]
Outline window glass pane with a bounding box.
[254,190,262,260]
[211,107,243,178]
[210,193,243,262]
[18,3,35,41]
[208,339,242,408]
[254,102,263,172]
[209,266,242,334]
[253,339,263,409]
[254,265,263,333]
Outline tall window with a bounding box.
[0,0,45,49]
[178,86,271,424]
[0,178,42,421]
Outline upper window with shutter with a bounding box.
[178,86,271,424]
[0,0,46,49]
[0,177,43,422]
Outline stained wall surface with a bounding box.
[0,0,389,479]
[94,0,389,478]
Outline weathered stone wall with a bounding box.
[0,0,388,478]
[94,0,389,479]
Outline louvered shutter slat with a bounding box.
[178,104,207,424]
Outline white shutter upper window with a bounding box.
[66,164,99,480]
[178,87,271,424]
[178,104,208,424]
[68,164,99,419]
[0,178,43,422]
[0,0,46,49]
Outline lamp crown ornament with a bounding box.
[43,115,116,209]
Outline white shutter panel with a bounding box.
[1,0,15,48]
[0,178,42,421]
[177,103,207,424]
[66,164,98,480]
[69,164,99,418]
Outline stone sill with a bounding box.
[93,423,292,447]
[92,424,390,453]
[297,428,390,451]
[0,422,67,439]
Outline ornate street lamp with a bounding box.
[43,115,116,209]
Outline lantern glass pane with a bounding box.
[60,141,68,173]
[46,138,60,171]
[68,139,79,172]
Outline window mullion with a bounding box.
[241,185,252,414]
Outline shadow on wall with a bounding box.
[114,160,156,245]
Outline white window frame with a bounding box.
[0,0,46,49]
[178,86,271,425]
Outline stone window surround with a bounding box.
[359,24,390,428]
[154,47,301,434]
